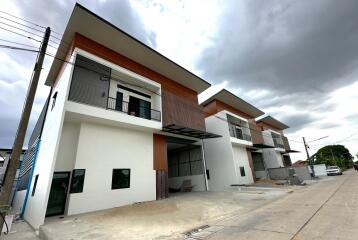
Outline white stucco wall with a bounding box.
[67,122,156,215]
[168,174,206,192]
[232,145,254,185]
[262,149,284,169]
[313,164,327,176]
[23,58,74,229]
[204,113,238,191]
[55,122,80,172]
[12,190,27,215]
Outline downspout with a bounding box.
[201,139,209,191]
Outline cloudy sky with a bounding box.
[1,0,357,162]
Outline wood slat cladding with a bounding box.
[256,122,283,134]
[248,120,264,145]
[153,134,167,170]
[282,136,291,151]
[68,33,205,130]
[156,170,168,199]
[162,90,206,131]
[203,100,255,120]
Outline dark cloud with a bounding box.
[280,113,319,133]
[0,0,155,148]
[198,0,358,93]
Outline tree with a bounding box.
[314,145,354,170]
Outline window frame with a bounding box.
[69,169,86,194]
[240,166,246,177]
[111,168,131,190]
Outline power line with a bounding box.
[0,10,62,36]
[0,26,41,43]
[0,20,45,39]
[0,15,45,34]
[0,44,40,53]
[0,38,40,49]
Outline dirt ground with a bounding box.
[36,188,289,240]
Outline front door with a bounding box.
[46,172,70,217]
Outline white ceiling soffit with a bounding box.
[257,116,289,130]
[45,4,211,93]
[201,89,264,118]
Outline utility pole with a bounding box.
[0,27,50,234]
[303,137,315,178]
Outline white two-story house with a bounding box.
[200,90,265,190]
[13,4,220,230]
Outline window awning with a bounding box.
[162,124,221,139]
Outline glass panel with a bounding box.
[112,169,131,189]
[70,169,85,193]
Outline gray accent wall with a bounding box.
[68,55,111,109]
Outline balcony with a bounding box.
[107,97,161,122]
[228,123,252,142]
[271,132,285,149]
[67,53,162,125]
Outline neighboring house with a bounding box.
[0,148,26,184]
[0,148,26,208]
[251,116,297,179]
[13,4,220,230]
[292,160,307,167]
[200,90,265,190]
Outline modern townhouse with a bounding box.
[200,90,265,191]
[13,4,220,230]
[250,115,295,179]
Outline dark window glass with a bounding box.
[32,174,39,196]
[70,169,85,193]
[240,167,246,177]
[112,169,130,189]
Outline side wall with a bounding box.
[204,113,237,191]
[232,145,254,185]
[23,59,73,229]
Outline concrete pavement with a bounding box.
[188,170,357,240]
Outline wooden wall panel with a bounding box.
[246,149,256,182]
[153,134,167,170]
[248,120,264,145]
[162,90,206,131]
[203,100,255,120]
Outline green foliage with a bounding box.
[314,145,354,170]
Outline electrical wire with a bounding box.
[0,15,45,34]
[0,10,46,29]
[0,38,40,49]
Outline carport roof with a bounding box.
[162,124,221,139]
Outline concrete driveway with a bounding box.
[187,170,358,240]
[36,187,288,240]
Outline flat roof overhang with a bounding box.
[162,124,221,139]
[45,3,211,93]
[201,89,264,118]
[256,115,289,130]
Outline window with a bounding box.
[235,126,243,139]
[70,169,85,193]
[31,174,39,196]
[240,167,246,177]
[112,169,130,189]
[51,92,58,110]
[0,161,4,167]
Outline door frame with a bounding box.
[46,171,71,217]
